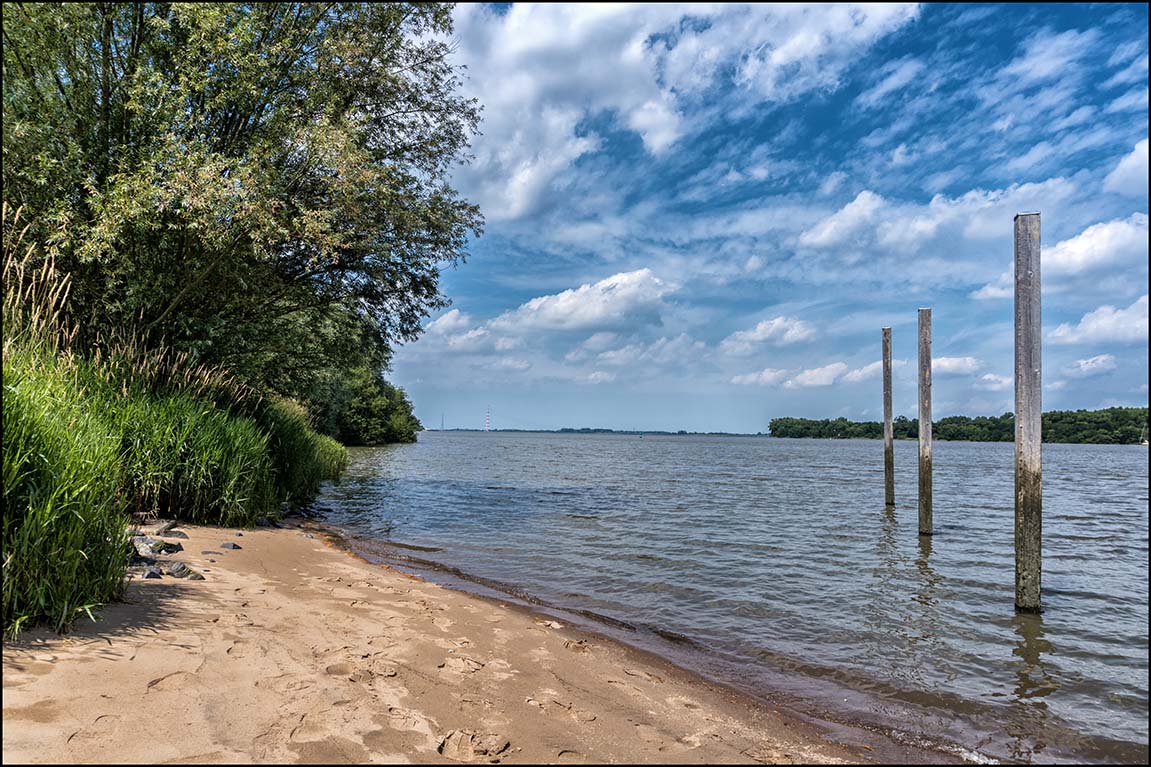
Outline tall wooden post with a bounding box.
[882,327,894,506]
[918,309,932,535]
[1014,213,1042,612]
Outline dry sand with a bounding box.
[4,520,895,764]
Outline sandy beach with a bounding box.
[3,519,905,764]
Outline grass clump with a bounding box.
[2,206,347,635]
[2,345,131,634]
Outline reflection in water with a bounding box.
[1005,613,1061,761]
[914,534,941,608]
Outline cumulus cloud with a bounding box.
[1046,212,1149,275]
[785,362,850,388]
[842,358,908,383]
[975,373,1012,391]
[731,368,790,386]
[799,190,886,248]
[1049,295,1149,344]
[933,356,982,374]
[972,212,1149,298]
[426,309,474,334]
[491,269,675,332]
[719,316,816,355]
[1104,139,1149,196]
[1064,354,1117,378]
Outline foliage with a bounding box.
[2,2,480,395]
[3,343,131,635]
[308,366,422,445]
[768,408,1148,444]
[2,208,346,634]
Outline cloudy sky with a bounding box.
[392,3,1149,433]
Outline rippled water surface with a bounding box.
[318,432,1149,763]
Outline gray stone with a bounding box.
[166,561,190,578]
[235,532,244,537]
[142,566,162,579]
[160,530,189,540]
[153,519,178,536]
[220,542,242,550]
[201,550,223,555]
[187,571,206,581]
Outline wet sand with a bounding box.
[4,520,903,764]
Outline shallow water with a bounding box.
[317,432,1149,763]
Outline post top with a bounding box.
[1014,211,1040,219]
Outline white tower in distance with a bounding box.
[485,405,491,432]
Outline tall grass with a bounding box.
[3,205,347,634]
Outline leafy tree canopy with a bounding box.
[3,2,481,396]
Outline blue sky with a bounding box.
[393,3,1149,433]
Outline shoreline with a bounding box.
[2,518,950,764]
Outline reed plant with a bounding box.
[3,206,347,634]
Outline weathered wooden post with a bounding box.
[918,309,932,535]
[883,327,894,506]
[1014,213,1042,612]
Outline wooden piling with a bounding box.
[918,309,932,535]
[1014,213,1042,612]
[883,327,894,506]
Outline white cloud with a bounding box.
[799,190,887,248]
[731,368,789,386]
[720,316,816,355]
[933,356,982,374]
[1105,87,1150,114]
[492,269,675,332]
[451,4,918,219]
[1049,295,1149,344]
[975,373,1012,391]
[819,171,848,196]
[842,358,908,383]
[998,28,1099,87]
[426,309,473,334]
[785,362,850,388]
[1064,354,1117,378]
[1004,141,1054,174]
[1104,139,1149,196]
[971,212,1149,298]
[857,57,925,108]
[596,334,706,368]
[1047,212,1149,275]
[480,357,532,372]
[581,371,616,385]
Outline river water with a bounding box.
[316,432,1149,763]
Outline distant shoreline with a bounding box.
[422,405,1149,445]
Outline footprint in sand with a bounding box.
[438,656,484,674]
[624,667,664,684]
[65,713,121,745]
[665,694,702,710]
[526,696,597,723]
[555,750,587,764]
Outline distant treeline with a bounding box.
[769,407,1149,444]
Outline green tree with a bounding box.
[3,3,480,399]
[309,366,421,445]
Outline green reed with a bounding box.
[3,205,347,635]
